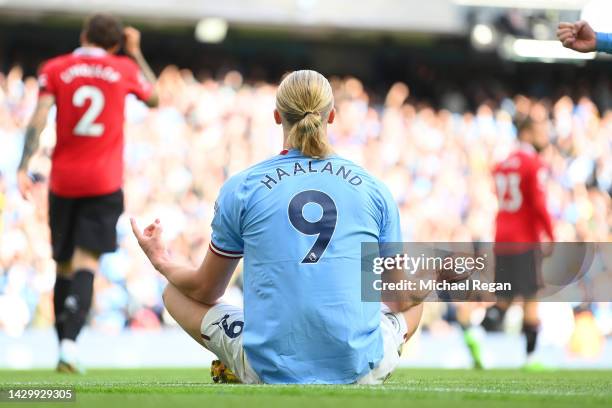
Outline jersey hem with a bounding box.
[49,186,123,199]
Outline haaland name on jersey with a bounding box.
[260,159,363,190]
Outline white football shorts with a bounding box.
[200,303,408,384]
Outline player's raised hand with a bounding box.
[123,27,142,57]
[557,21,597,53]
[130,217,169,271]
[17,170,33,200]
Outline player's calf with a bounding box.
[481,303,509,332]
[55,248,98,369]
[53,262,73,341]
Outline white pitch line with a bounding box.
[3,382,610,397]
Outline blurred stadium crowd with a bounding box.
[0,65,610,347]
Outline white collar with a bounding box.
[519,141,536,154]
[73,47,107,57]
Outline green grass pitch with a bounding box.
[1,368,611,408]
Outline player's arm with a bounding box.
[123,27,159,107]
[383,266,425,313]
[130,218,239,304]
[530,165,554,243]
[376,185,424,312]
[17,94,54,200]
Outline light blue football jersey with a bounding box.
[210,148,402,384]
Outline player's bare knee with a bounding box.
[523,301,539,324]
[496,299,511,311]
[56,261,73,277]
[72,247,100,271]
[162,284,179,312]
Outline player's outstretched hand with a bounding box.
[17,170,33,200]
[130,217,169,271]
[557,21,597,53]
[123,27,142,57]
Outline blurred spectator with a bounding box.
[0,66,610,337]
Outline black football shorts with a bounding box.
[48,189,124,263]
[494,249,542,300]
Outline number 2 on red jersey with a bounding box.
[72,85,105,137]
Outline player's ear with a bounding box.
[79,31,87,46]
[327,108,336,124]
[274,109,282,125]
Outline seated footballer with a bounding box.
[131,70,423,384]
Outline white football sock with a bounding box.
[59,339,78,364]
[525,352,539,365]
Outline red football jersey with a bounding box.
[39,47,153,197]
[493,144,554,244]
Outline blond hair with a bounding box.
[276,70,334,158]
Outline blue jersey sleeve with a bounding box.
[210,175,245,258]
[596,32,612,53]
